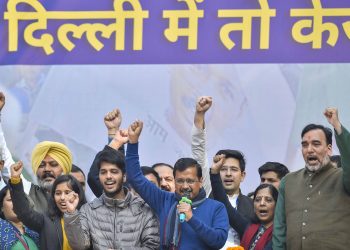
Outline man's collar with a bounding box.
[102,186,131,207]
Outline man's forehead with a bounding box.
[261,171,279,179]
[100,162,120,171]
[223,157,241,167]
[175,167,198,178]
[302,129,327,142]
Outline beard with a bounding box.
[37,172,57,193]
[306,155,330,172]
[104,184,124,198]
[38,179,54,193]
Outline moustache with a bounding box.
[181,188,192,193]
[41,173,55,180]
[162,186,171,191]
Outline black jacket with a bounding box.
[10,179,63,250]
[210,173,256,237]
[208,182,255,223]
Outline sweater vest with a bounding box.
[285,164,350,250]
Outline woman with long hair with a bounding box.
[210,155,278,250]
[9,161,86,250]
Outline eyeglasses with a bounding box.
[175,178,199,185]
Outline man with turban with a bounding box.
[0,93,73,213]
[27,141,73,213]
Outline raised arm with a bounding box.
[324,108,350,194]
[191,96,212,195]
[126,120,170,214]
[0,123,12,185]
[88,108,124,197]
[0,92,14,186]
[0,92,31,193]
[210,154,250,238]
[104,108,123,145]
[9,161,44,232]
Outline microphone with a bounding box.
[179,190,192,223]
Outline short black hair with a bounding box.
[141,166,160,185]
[301,124,333,146]
[215,149,246,172]
[71,164,86,178]
[253,183,279,203]
[152,162,173,170]
[258,162,289,179]
[96,149,125,174]
[173,158,202,178]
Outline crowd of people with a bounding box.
[0,91,349,250]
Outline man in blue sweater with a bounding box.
[121,120,228,249]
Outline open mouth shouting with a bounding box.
[257,209,269,218]
[58,202,67,211]
[307,155,319,165]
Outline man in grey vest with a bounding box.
[273,107,350,250]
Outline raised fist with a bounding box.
[11,161,24,178]
[211,154,225,174]
[0,92,5,111]
[66,191,80,213]
[0,160,4,172]
[196,96,212,113]
[324,107,341,133]
[104,108,122,134]
[128,120,143,144]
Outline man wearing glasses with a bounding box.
[124,120,229,249]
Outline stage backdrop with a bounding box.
[1,0,350,199]
[1,0,350,64]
